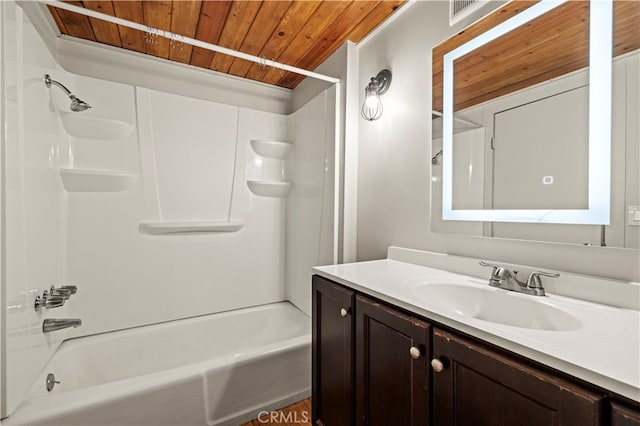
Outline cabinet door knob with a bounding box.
[431,358,445,372]
[409,346,421,359]
[340,307,349,317]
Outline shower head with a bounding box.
[44,74,91,112]
[69,96,92,112]
[431,149,443,165]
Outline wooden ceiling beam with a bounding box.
[284,0,406,89]
[47,5,69,34]
[208,1,262,74]
[51,1,96,41]
[111,1,146,54]
[261,0,352,86]
[244,1,323,83]
[189,1,232,69]
[169,0,202,64]
[81,1,121,47]
[227,1,293,79]
[277,0,382,88]
[141,1,173,59]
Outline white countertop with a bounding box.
[313,259,640,402]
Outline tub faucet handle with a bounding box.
[50,285,77,299]
[35,291,66,311]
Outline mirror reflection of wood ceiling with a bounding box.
[47,0,407,89]
[432,0,640,113]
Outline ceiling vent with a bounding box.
[450,0,488,26]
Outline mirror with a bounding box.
[431,0,640,248]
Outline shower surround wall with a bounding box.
[2,1,67,416]
[1,0,337,417]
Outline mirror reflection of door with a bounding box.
[492,86,589,210]
[491,85,600,244]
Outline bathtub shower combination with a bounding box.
[6,303,311,426]
[2,0,340,423]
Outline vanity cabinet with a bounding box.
[355,295,430,425]
[612,402,640,426]
[312,275,640,426]
[312,275,355,426]
[432,328,604,425]
[312,276,431,426]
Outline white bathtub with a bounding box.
[5,302,311,426]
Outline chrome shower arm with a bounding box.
[44,74,72,97]
[43,74,91,111]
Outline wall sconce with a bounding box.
[361,69,392,121]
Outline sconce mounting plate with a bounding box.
[374,69,392,95]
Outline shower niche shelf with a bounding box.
[59,168,137,192]
[138,221,244,235]
[250,140,292,159]
[59,112,134,141]
[246,180,292,198]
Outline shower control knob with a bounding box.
[340,308,349,318]
[431,358,445,373]
[409,346,421,359]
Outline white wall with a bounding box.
[1,1,66,416]
[0,0,5,416]
[356,0,640,282]
[59,81,290,344]
[286,87,336,315]
[292,42,360,263]
[357,0,450,260]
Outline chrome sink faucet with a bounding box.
[43,318,82,333]
[479,261,559,296]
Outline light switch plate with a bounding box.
[628,205,640,226]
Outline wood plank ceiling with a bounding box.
[47,0,407,89]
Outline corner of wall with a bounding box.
[0,2,6,420]
[343,41,359,264]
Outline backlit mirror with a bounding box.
[431,0,640,248]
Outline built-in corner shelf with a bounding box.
[60,112,135,141]
[250,140,292,159]
[246,180,291,198]
[138,221,244,235]
[59,168,137,192]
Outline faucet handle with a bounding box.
[526,271,560,289]
[60,285,78,295]
[479,261,501,275]
[50,285,77,299]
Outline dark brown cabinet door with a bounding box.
[612,402,640,426]
[432,328,605,426]
[355,295,431,426]
[312,275,355,426]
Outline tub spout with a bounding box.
[43,318,82,333]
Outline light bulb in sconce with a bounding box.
[361,69,392,121]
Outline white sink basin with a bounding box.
[411,283,582,331]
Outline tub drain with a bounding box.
[46,373,60,391]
